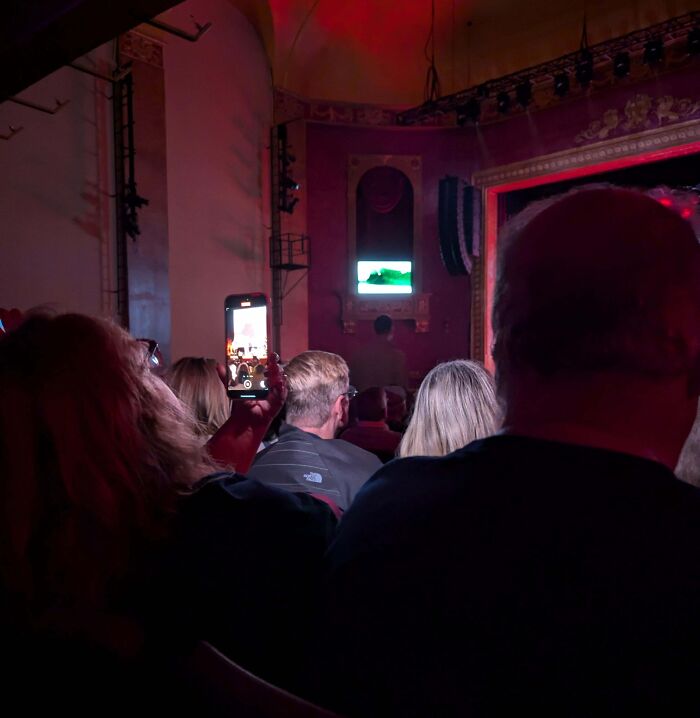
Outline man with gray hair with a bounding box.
[247,350,381,511]
[318,188,700,716]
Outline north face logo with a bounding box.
[304,472,323,484]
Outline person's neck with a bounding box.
[502,371,696,471]
[291,419,337,440]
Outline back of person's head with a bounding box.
[0,313,213,624]
[285,350,349,428]
[493,186,700,399]
[167,357,229,439]
[374,314,392,336]
[356,387,387,422]
[676,402,700,487]
[398,360,499,457]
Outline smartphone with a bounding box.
[225,293,270,399]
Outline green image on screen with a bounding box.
[357,261,412,294]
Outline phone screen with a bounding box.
[225,294,270,399]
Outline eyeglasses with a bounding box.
[137,339,160,368]
[343,386,358,400]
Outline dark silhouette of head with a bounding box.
[356,387,388,422]
[493,186,700,468]
[374,314,393,336]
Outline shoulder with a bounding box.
[325,437,383,467]
[184,472,336,528]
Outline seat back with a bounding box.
[184,641,341,718]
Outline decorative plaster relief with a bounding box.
[575,93,700,144]
[119,32,164,68]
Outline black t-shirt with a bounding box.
[318,435,700,717]
[248,424,382,510]
[145,473,338,694]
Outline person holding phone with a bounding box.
[0,312,337,711]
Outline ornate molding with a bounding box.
[472,119,700,187]
[341,294,432,334]
[119,31,164,68]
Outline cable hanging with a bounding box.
[424,0,442,103]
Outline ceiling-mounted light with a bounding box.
[553,72,570,97]
[496,91,511,114]
[575,48,594,87]
[613,51,630,78]
[643,37,664,65]
[477,83,490,99]
[456,97,480,126]
[688,27,700,55]
[515,80,532,108]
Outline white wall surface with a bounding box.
[163,0,273,362]
[0,45,116,317]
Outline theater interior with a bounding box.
[1,0,698,382]
[2,2,700,715]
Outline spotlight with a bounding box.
[281,176,300,191]
[496,91,511,114]
[643,37,664,65]
[688,27,700,55]
[613,51,630,78]
[575,48,593,87]
[280,196,299,214]
[553,72,570,98]
[456,97,480,126]
[515,80,532,108]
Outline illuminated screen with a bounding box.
[226,305,268,392]
[357,260,412,295]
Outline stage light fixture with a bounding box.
[515,80,532,108]
[643,37,664,65]
[281,176,300,191]
[613,51,630,78]
[456,97,480,125]
[575,48,594,87]
[496,91,511,114]
[553,72,570,97]
[477,83,490,99]
[688,27,700,55]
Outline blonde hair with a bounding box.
[284,351,349,428]
[167,357,230,439]
[398,360,500,458]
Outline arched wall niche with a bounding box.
[343,154,430,334]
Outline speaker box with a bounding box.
[438,176,479,275]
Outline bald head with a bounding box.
[493,187,700,390]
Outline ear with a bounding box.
[333,394,347,423]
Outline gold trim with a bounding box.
[472,119,700,188]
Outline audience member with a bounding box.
[167,357,230,441]
[0,314,336,711]
[248,350,381,510]
[340,387,402,461]
[318,187,700,716]
[676,402,700,487]
[385,388,408,432]
[349,314,408,391]
[398,359,499,457]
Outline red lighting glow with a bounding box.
[659,197,673,207]
[480,140,700,373]
[681,207,693,219]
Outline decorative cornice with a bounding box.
[472,119,700,187]
[119,31,164,68]
[274,88,451,128]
